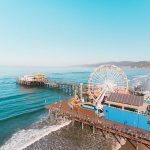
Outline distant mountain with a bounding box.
[79,61,150,68]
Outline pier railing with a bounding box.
[17,78,150,147]
[48,104,150,146]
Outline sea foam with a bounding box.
[0,120,71,150]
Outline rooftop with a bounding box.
[107,93,144,107]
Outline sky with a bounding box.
[0,0,150,67]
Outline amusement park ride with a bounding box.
[41,64,150,148]
[18,64,150,131]
[71,64,150,126]
[71,64,130,115]
[88,64,128,111]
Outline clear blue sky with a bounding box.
[0,0,150,66]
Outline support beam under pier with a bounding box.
[81,122,84,129]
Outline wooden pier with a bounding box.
[17,78,88,95]
[17,76,150,149]
[46,98,150,149]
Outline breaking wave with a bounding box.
[0,119,71,150]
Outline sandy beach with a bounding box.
[120,140,149,150]
[24,121,112,150]
[23,120,145,150]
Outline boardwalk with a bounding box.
[46,98,150,149]
[17,77,150,149]
[17,78,88,95]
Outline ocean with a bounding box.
[0,66,150,150]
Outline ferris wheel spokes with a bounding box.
[88,64,128,109]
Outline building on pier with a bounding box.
[103,92,150,130]
[17,65,150,132]
[17,65,150,148]
[18,74,48,85]
[68,65,150,131]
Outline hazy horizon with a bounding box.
[0,60,149,68]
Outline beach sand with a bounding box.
[120,140,149,150]
[24,121,112,150]
[24,120,148,150]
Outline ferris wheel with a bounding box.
[88,64,128,109]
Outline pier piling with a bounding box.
[45,98,150,147]
[136,142,139,150]
[93,125,95,134]
[17,79,88,96]
[18,76,150,148]
[81,122,84,130]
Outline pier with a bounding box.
[46,98,150,149]
[17,74,88,95]
[17,66,150,150]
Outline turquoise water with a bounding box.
[0,66,150,148]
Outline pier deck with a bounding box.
[46,98,150,147]
[17,79,88,95]
[17,77,150,148]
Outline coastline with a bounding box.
[1,116,149,150]
[23,120,141,150]
[24,121,112,150]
